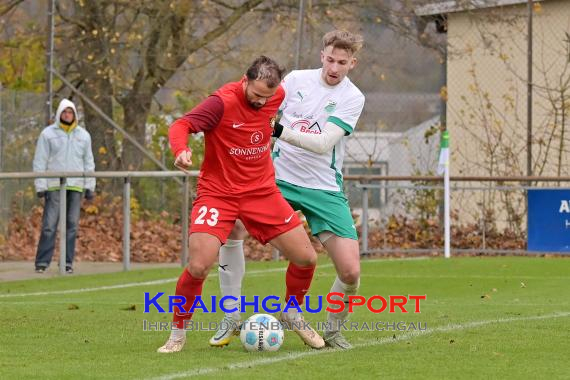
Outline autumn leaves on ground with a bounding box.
[0,194,526,263]
[0,193,323,262]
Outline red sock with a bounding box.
[285,262,316,306]
[172,269,205,329]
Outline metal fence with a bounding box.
[0,87,46,235]
[3,1,570,270]
[0,87,186,236]
[0,171,193,274]
[427,0,570,180]
[2,170,569,275]
[354,174,570,257]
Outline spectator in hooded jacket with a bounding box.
[33,98,96,274]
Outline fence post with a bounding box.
[0,84,3,233]
[123,177,131,271]
[59,177,66,275]
[45,0,55,124]
[0,82,3,172]
[294,0,305,69]
[361,184,369,255]
[181,176,189,267]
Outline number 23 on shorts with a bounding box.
[194,205,219,226]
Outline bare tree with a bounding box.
[2,0,443,172]
[0,0,26,17]
[55,0,265,170]
[447,3,570,234]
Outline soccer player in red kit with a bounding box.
[157,56,325,353]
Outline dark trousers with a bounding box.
[34,190,82,269]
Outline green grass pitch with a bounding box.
[1,256,569,379]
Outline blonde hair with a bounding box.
[322,30,364,55]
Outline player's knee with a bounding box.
[306,256,318,267]
[293,250,317,267]
[187,261,211,278]
[338,267,360,285]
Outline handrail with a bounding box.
[0,170,199,179]
[3,171,570,269]
[344,175,570,182]
[3,172,570,182]
[0,171,198,274]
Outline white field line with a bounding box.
[0,257,427,298]
[358,274,570,280]
[149,311,570,380]
[0,277,177,298]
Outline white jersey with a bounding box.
[273,69,365,192]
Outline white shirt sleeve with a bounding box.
[33,130,49,192]
[327,93,365,135]
[279,121,346,154]
[83,131,96,191]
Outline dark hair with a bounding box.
[245,56,285,88]
[322,30,364,55]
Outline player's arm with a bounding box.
[272,121,345,154]
[168,95,223,171]
[274,85,364,154]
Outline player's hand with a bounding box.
[174,149,193,174]
[272,121,284,138]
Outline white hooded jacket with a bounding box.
[33,99,96,192]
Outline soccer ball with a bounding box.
[240,313,284,352]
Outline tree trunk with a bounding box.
[121,92,153,171]
[81,78,117,172]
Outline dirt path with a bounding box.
[0,261,182,282]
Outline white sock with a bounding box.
[283,308,300,320]
[219,239,245,321]
[327,276,360,332]
[170,327,186,340]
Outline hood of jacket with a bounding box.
[55,99,78,126]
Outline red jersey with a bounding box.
[169,80,284,195]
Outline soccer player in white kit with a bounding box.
[210,30,365,349]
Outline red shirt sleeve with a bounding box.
[168,95,224,157]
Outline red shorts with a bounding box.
[189,187,301,244]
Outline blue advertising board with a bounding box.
[528,189,570,252]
